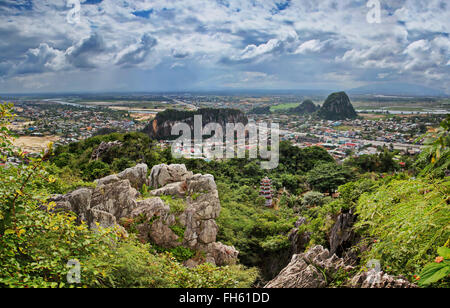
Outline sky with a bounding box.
[0,0,449,94]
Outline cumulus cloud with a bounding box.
[294,40,327,54]
[115,34,157,67]
[14,43,67,74]
[66,33,106,69]
[0,0,448,93]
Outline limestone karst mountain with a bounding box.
[317,92,358,120]
[49,163,238,267]
[288,99,319,115]
[143,108,248,139]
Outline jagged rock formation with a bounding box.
[288,99,318,115]
[265,245,353,288]
[317,92,357,120]
[350,269,417,288]
[265,245,417,288]
[95,163,148,190]
[49,163,238,266]
[328,210,357,256]
[289,217,310,255]
[149,163,193,189]
[143,108,248,139]
[90,141,122,161]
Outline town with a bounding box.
[3,94,448,165]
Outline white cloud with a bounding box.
[294,40,326,54]
[0,0,448,93]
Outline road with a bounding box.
[166,97,198,111]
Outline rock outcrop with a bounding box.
[149,163,192,189]
[328,210,356,256]
[317,92,357,120]
[289,216,310,255]
[49,163,238,267]
[265,245,417,288]
[350,269,417,288]
[90,141,122,161]
[265,245,352,288]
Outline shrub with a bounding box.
[302,191,325,208]
[85,240,258,288]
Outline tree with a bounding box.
[306,162,354,193]
[302,191,325,207]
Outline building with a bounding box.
[259,177,273,207]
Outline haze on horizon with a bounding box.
[0,0,449,95]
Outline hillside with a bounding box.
[288,99,318,115]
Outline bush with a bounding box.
[216,182,297,270]
[302,191,325,208]
[85,240,259,288]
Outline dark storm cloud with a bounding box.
[115,34,157,67]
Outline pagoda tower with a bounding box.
[259,177,273,207]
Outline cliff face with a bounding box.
[143,108,248,139]
[289,99,318,115]
[317,92,357,120]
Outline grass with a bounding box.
[270,102,300,112]
[334,125,354,131]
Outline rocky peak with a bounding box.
[318,91,357,120]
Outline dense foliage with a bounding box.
[52,132,168,181]
[354,178,450,285]
[414,115,450,178]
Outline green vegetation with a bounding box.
[414,115,450,178]
[52,132,168,181]
[216,182,297,269]
[306,162,354,193]
[344,149,400,174]
[418,246,450,287]
[354,177,449,285]
[1,101,449,288]
[160,195,186,214]
[270,102,300,112]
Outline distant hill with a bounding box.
[143,108,248,139]
[288,99,318,115]
[348,83,447,97]
[317,92,357,120]
[248,106,271,115]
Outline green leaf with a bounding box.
[437,246,450,259]
[418,262,449,286]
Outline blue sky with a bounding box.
[0,0,449,94]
